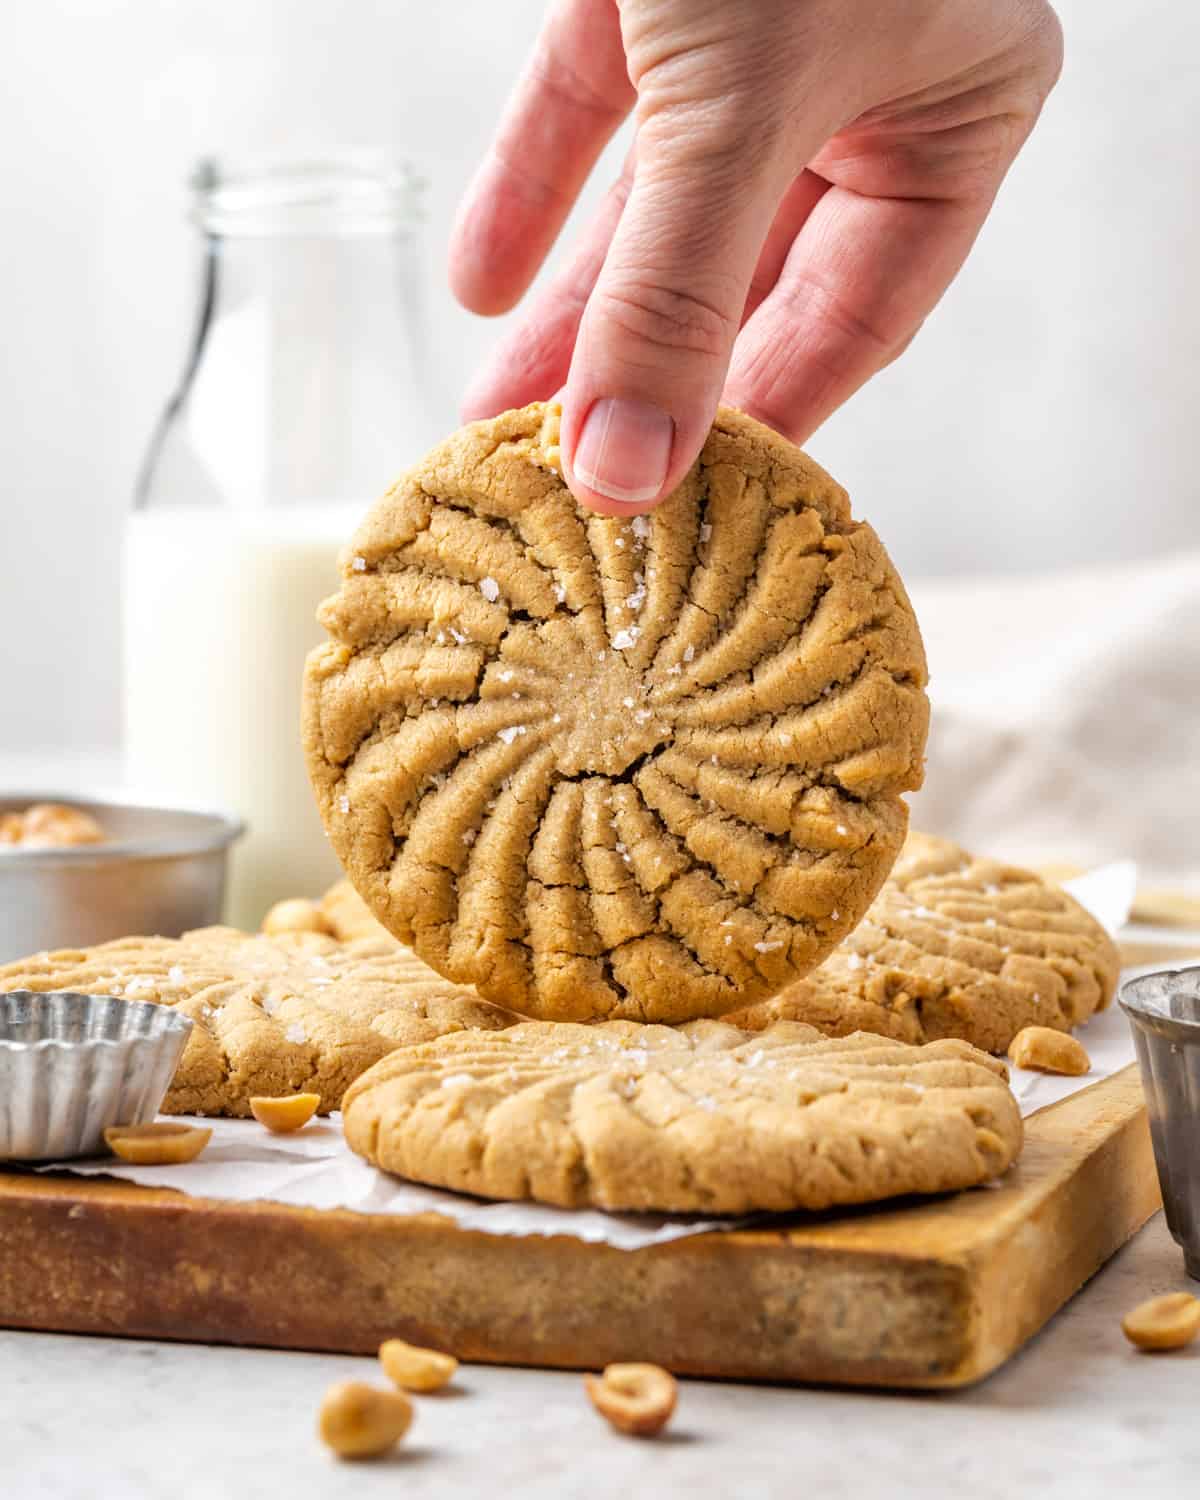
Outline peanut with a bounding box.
[11,802,105,848]
[261,898,334,937]
[249,1092,321,1134]
[104,1122,212,1164]
[584,1363,677,1437]
[1122,1293,1200,1352]
[318,1381,413,1460]
[379,1337,458,1393]
[1007,1026,1090,1076]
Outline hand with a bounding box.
[449,0,1062,513]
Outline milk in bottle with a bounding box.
[126,155,439,929]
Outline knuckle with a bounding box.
[781,271,901,359]
[593,277,735,364]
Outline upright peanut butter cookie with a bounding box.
[341,1019,1020,1214]
[730,834,1120,1053]
[304,404,929,1023]
[0,928,514,1116]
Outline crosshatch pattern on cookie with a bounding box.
[304,404,929,1023]
[341,1019,1021,1214]
[0,928,516,1117]
[729,834,1121,1053]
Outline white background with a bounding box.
[1,0,1197,758]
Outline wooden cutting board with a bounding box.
[0,1064,1158,1388]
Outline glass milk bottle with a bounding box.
[126,153,439,930]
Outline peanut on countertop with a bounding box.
[1122,1293,1200,1352]
[318,1381,413,1460]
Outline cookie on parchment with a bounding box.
[304,403,929,1024]
[0,928,515,1117]
[341,1018,1020,1214]
[729,834,1120,1053]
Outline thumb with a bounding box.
[559,67,805,512]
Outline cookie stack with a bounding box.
[2,406,1118,1215]
[298,403,1043,1213]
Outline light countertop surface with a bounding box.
[3,1210,1198,1500]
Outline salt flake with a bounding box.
[479,576,500,603]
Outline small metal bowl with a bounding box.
[0,793,243,964]
[0,991,193,1161]
[1120,966,1200,1280]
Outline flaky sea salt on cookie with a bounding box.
[0,928,515,1117]
[341,1019,1021,1215]
[304,403,929,1023]
[730,833,1120,1053]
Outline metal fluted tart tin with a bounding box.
[1120,966,1200,1280]
[0,991,193,1161]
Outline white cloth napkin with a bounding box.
[908,550,1200,887]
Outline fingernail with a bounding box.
[571,398,674,505]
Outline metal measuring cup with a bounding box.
[1121,967,1200,1280]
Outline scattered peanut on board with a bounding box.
[249,1093,321,1133]
[104,1122,212,1165]
[1007,1026,1090,1076]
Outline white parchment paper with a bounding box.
[35,864,1145,1251]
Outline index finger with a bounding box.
[449,0,635,317]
